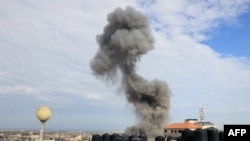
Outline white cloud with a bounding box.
[0,85,35,95]
[142,0,250,41]
[135,0,250,125]
[0,0,250,130]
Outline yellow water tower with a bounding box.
[36,106,52,141]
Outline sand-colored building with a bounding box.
[164,119,216,137]
[164,119,202,137]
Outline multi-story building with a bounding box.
[164,118,217,138]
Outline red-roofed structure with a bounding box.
[164,119,202,137]
[165,121,202,130]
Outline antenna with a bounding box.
[199,105,205,122]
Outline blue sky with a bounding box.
[0,0,250,131]
[204,12,250,58]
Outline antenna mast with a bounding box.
[199,105,205,122]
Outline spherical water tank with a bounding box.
[36,106,52,122]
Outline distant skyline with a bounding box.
[0,0,250,131]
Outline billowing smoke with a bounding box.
[90,6,171,139]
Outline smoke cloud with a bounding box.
[90,6,171,139]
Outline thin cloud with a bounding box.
[0,0,250,130]
[142,0,250,41]
[0,85,35,95]
[136,0,250,125]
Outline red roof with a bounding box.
[164,122,202,130]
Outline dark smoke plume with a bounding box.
[90,6,171,139]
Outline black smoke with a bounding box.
[90,6,171,140]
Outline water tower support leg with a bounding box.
[39,122,45,141]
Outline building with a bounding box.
[195,121,217,129]
[164,118,217,138]
[164,119,202,137]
